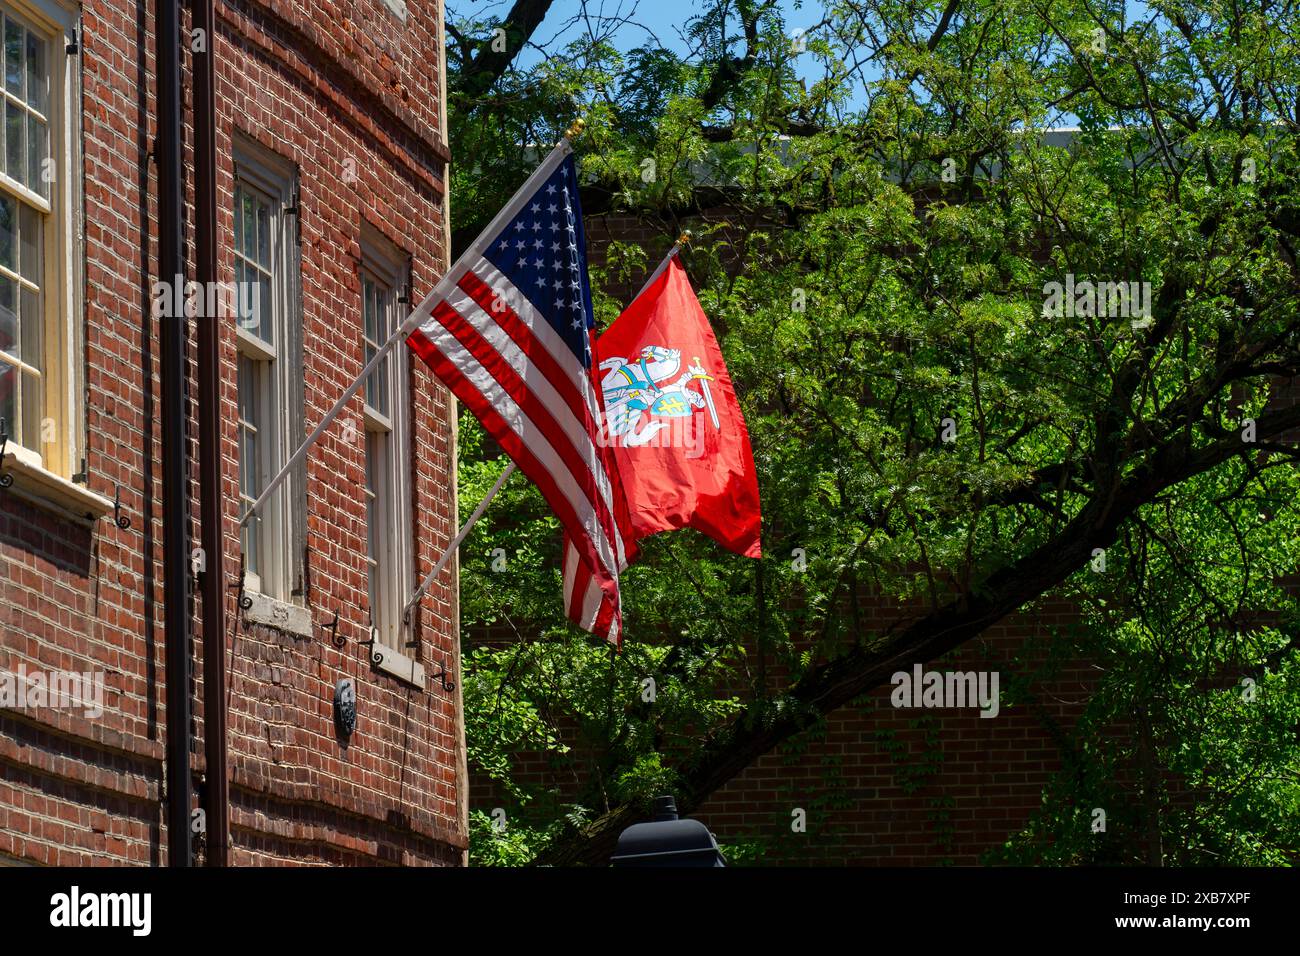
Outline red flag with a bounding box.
[563,253,761,640]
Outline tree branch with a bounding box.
[452,0,558,105]
[533,400,1300,865]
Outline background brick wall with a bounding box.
[468,592,1095,865]
[1,0,464,866]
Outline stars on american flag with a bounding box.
[488,166,593,359]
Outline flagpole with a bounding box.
[239,120,588,528]
[402,460,516,623]
[633,229,691,300]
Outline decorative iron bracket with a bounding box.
[321,609,344,649]
[358,626,383,666]
[111,486,131,529]
[229,554,253,612]
[429,659,456,694]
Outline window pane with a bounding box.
[0,192,13,270]
[365,435,377,537]
[0,362,12,434]
[363,277,376,339]
[381,284,393,338]
[242,519,260,579]
[239,424,254,496]
[27,114,45,196]
[237,356,258,494]
[236,263,258,333]
[375,359,389,415]
[364,279,391,415]
[233,258,245,320]
[19,285,38,370]
[233,258,246,327]
[237,353,261,578]
[366,355,390,415]
[233,189,243,255]
[4,19,21,101]
[5,100,24,185]
[364,363,377,411]
[258,270,271,344]
[18,200,38,283]
[24,29,44,114]
[365,431,383,630]
[256,199,269,267]
[19,366,36,443]
[0,278,15,359]
[241,192,256,257]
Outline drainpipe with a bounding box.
[191,0,229,865]
[157,0,193,867]
[435,0,468,869]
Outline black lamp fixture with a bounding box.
[610,795,727,867]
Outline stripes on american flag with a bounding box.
[404,145,632,644]
[563,533,625,638]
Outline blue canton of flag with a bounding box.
[481,155,596,367]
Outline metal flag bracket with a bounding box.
[112,486,132,530]
[358,625,383,666]
[429,659,456,693]
[229,554,254,613]
[321,609,343,649]
[402,460,517,624]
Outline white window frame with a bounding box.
[0,0,81,481]
[233,144,298,602]
[360,227,414,655]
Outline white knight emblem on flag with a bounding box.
[599,345,720,446]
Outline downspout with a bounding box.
[157,0,193,867]
[436,0,468,866]
[191,0,229,865]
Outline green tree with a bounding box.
[449,0,1300,865]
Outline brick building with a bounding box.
[0,0,466,865]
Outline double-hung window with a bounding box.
[234,143,302,601]
[360,234,413,651]
[0,0,79,479]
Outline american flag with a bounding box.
[405,142,632,644]
[563,534,627,640]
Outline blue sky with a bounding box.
[452,0,838,89]
[450,0,1157,120]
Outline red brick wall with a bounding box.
[468,597,1094,866]
[1,0,464,866]
[691,608,1094,865]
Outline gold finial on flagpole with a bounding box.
[563,117,586,140]
[676,229,693,247]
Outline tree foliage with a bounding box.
[448,0,1300,865]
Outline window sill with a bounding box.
[370,641,425,690]
[235,324,277,362]
[1,443,114,526]
[363,404,392,433]
[242,589,313,638]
